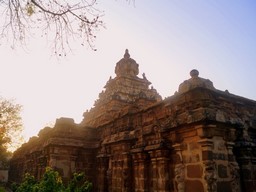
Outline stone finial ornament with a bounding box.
[124,49,130,59]
[190,69,199,78]
[178,69,215,93]
[115,49,139,77]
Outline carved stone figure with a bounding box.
[174,164,185,192]
[229,162,240,192]
[204,161,217,192]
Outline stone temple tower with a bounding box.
[81,49,162,128]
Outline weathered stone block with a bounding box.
[187,164,203,178]
[242,169,251,180]
[189,142,199,150]
[217,181,232,192]
[173,154,181,164]
[202,150,213,161]
[228,154,235,161]
[181,143,188,150]
[218,164,228,178]
[185,180,204,192]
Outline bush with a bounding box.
[15,173,37,192]
[66,173,92,192]
[36,167,64,192]
[0,187,5,192]
[12,167,92,192]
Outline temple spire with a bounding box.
[115,49,139,77]
[124,49,130,59]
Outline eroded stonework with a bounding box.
[10,50,256,192]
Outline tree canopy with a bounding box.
[0,97,23,168]
[0,0,104,56]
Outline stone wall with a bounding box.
[9,118,98,185]
[0,170,8,183]
[92,86,256,192]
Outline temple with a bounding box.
[9,50,256,192]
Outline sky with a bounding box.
[0,0,256,144]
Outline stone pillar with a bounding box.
[234,140,256,190]
[122,153,132,192]
[107,156,113,192]
[132,152,148,192]
[111,154,125,191]
[234,123,256,192]
[173,144,185,192]
[148,149,170,192]
[226,141,240,192]
[96,156,109,192]
[70,156,76,175]
[148,150,157,191]
[198,138,216,192]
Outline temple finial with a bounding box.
[190,69,199,78]
[124,49,130,59]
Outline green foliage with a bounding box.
[66,172,92,192]
[12,167,92,192]
[36,167,64,192]
[0,186,5,192]
[11,182,19,192]
[15,173,37,192]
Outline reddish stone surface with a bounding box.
[185,180,204,192]
[187,165,203,178]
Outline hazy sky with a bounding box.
[0,0,256,142]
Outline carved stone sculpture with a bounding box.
[174,164,185,192]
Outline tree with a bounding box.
[0,0,104,56]
[0,97,23,168]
